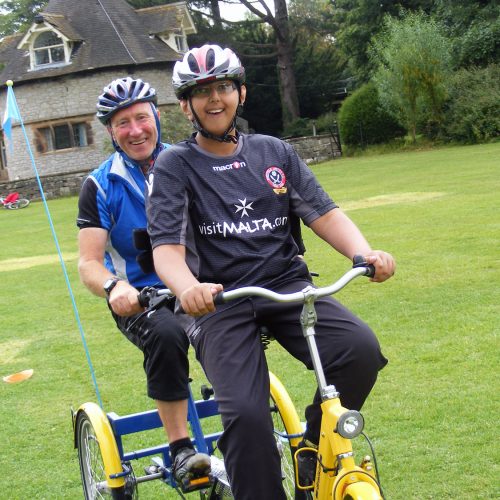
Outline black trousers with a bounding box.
[112,300,190,402]
[182,279,388,500]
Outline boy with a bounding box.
[147,45,395,499]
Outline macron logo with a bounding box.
[212,161,247,172]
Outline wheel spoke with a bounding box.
[270,400,296,499]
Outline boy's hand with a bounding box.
[180,283,224,316]
[364,251,396,283]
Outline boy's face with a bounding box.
[108,102,159,162]
[180,80,246,137]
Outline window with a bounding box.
[35,121,93,154]
[33,31,65,67]
[175,34,188,53]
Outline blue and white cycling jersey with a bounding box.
[77,147,168,289]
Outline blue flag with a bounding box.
[2,84,21,151]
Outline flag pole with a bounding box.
[4,80,103,408]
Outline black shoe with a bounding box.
[296,439,318,488]
[172,447,211,485]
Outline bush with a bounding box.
[441,64,500,143]
[454,18,500,68]
[315,112,338,135]
[338,82,405,147]
[282,117,313,138]
[160,104,193,144]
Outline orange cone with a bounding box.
[3,369,34,383]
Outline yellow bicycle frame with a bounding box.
[314,397,381,500]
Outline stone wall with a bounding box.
[286,133,341,164]
[0,65,176,181]
[0,133,342,200]
[0,169,89,201]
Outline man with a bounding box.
[147,45,395,499]
[76,76,210,484]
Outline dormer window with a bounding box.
[33,31,65,66]
[17,23,73,71]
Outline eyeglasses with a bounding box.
[191,81,236,98]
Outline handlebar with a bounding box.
[137,286,173,308]
[213,256,374,306]
[137,256,375,313]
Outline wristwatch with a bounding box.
[103,277,122,296]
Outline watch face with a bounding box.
[104,278,119,294]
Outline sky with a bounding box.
[218,0,276,22]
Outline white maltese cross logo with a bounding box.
[234,198,254,218]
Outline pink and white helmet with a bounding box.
[172,44,245,99]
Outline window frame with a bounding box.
[28,28,72,70]
[174,33,188,53]
[34,119,94,155]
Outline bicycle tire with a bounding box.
[15,198,30,209]
[343,480,382,500]
[75,403,133,499]
[269,372,311,500]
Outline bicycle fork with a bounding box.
[299,289,381,499]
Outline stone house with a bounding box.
[0,0,195,182]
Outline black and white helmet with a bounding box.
[172,44,245,99]
[96,77,157,124]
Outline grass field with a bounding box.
[0,142,498,499]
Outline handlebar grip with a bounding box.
[213,292,226,305]
[365,264,376,278]
[352,254,376,278]
[137,286,154,308]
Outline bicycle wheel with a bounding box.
[75,403,134,499]
[14,198,30,209]
[269,372,310,500]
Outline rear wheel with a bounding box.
[75,403,135,499]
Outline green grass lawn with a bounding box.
[0,142,498,499]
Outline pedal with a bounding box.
[144,457,166,479]
[179,473,213,493]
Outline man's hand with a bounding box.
[179,283,224,317]
[108,281,143,316]
[364,251,396,283]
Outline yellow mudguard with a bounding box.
[269,371,303,448]
[342,479,382,500]
[75,402,126,489]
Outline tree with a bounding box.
[370,11,452,142]
[188,0,301,128]
[433,0,499,68]
[441,64,500,143]
[0,0,48,38]
[288,0,345,119]
[331,0,435,84]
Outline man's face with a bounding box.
[109,102,158,163]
